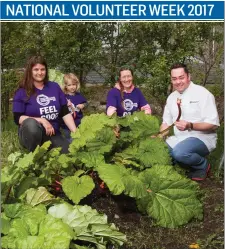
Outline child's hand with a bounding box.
[76,104,84,110]
[67,99,72,107]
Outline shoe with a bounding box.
[190,164,211,181]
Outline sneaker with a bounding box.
[190,164,211,181]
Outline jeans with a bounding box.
[19,118,70,153]
[167,137,210,171]
[61,128,73,143]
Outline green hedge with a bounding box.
[1,70,23,120]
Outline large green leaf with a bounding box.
[115,138,171,169]
[62,175,95,204]
[122,174,148,198]
[49,203,107,234]
[69,113,117,152]
[48,203,126,248]
[14,177,39,198]
[3,203,24,218]
[24,187,57,207]
[118,112,160,139]
[96,163,126,195]
[86,127,117,154]
[77,152,105,169]
[137,166,203,228]
[137,139,172,167]
[1,215,11,235]
[90,223,127,245]
[2,203,74,249]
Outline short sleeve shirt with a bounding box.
[61,92,87,128]
[162,82,220,151]
[13,81,67,134]
[106,87,149,117]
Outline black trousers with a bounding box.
[19,118,70,153]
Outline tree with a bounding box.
[44,22,102,85]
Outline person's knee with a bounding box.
[19,118,44,151]
[172,148,190,163]
[21,118,40,134]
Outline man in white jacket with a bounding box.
[160,63,220,181]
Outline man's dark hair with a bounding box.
[170,63,189,75]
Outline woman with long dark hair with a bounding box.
[13,55,76,153]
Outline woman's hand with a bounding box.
[40,118,55,136]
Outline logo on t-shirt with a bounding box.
[123,99,138,111]
[36,94,56,106]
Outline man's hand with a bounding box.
[175,120,190,131]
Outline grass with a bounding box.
[1,117,21,167]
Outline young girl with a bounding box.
[61,73,87,141]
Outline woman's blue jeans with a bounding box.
[167,137,210,171]
[62,128,73,143]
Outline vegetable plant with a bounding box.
[1,112,203,248]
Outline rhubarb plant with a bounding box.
[2,111,203,231]
[2,202,126,249]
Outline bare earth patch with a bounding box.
[88,175,224,249]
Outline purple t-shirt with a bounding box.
[61,93,87,129]
[106,87,148,117]
[13,81,67,134]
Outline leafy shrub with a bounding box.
[205,84,224,97]
[1,69,23,120]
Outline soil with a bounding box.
[89,175,224,249]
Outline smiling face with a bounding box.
[119,70,133,90]
[171,67,191,93]
[65,79,77,94]
[32,64,46,84]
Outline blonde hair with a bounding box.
[63,73,80,94]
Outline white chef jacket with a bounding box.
[162,82,220,152]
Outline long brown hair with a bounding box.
[18,55,49,98]
[118,66,134,108]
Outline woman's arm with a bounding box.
[107,106,117,116]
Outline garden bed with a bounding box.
[90,177,224,249]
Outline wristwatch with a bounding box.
[188,122,193,131]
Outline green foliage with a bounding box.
[1,70,23,120]
[205,84,224,97]
[62,175,95,204]
[49,68,64,86]
[69,113,117,153]
[137,166,202,228]
[208,123,224,178]
[48,203,127,248]
[114,138,171,168]
[2,112,204,232]
[2,202,126,249]
[2,203,74,249]
[23,187,57,207]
